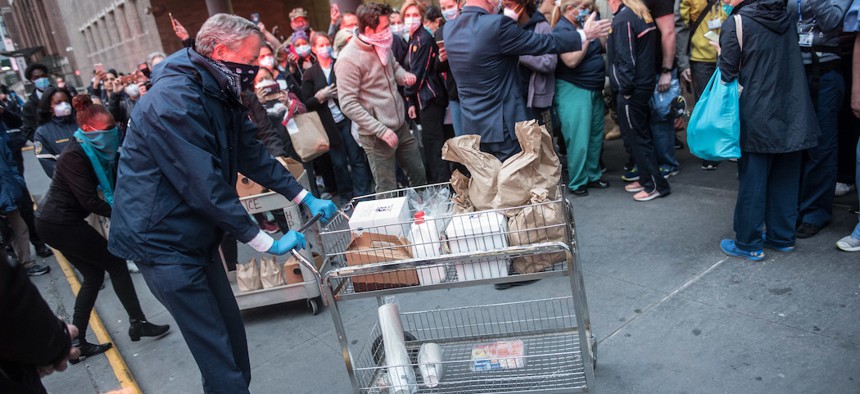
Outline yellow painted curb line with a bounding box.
[54,248,143,394]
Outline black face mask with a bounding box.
[219,60,260,92]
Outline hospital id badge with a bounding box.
[798,32,813,47]
[707,18,722,30]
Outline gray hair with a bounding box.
[146,51,167,67]
[195,14,263,57]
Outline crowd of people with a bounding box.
[2,0,860,393]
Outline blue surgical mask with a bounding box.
[576,9,591,26]
[442,8,459,21]
[391,24,405,36]
[34,77,50,91]
[722,4,734,15]
[296,45,311,57]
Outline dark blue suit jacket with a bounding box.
[444,6,583,146]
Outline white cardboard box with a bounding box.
[446,212,509,281]
[349,197,411,237]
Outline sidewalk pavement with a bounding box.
[26,138,859,394]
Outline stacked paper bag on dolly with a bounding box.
[442,120,565,275]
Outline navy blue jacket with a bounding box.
[444,6,582,144]
[0,130,25,214]
[33,117,77,178]
[108,48,306,265]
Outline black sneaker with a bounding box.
[25,263,50,276]
[675,137,684,150]
[587,180,610,189]
[35,245,53,258]
[571,186,589,197]
[796,223,822,239]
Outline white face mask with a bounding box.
[503,7,519,20]
[259,55,275,69]
[404,17,422,30]
[124,84,140,99]
[53,101,71,117]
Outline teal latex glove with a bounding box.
[301,193,337,224]
[267,230,306,255]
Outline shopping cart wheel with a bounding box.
[307,298,320,315]
[371,331,418,366]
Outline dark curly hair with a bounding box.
[37,87,74,125]
[24,63,49,81]
[357,3,394,33]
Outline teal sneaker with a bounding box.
[720,239,765,261]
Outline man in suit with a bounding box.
[444,0,610,160]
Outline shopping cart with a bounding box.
[290,184,596,393]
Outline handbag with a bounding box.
[686,14,743,162]
[286,112,330,161]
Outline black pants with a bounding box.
[419,100,451,184]
[35,218,144,338]
[617,91,670,195]
[16,187,45,248]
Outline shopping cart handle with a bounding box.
[298,212,324,233]
[289,248,328,306]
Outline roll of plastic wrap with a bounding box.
[418,343,444,388]
[378,303,416,394]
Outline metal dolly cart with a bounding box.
[223,177,328,313]
[292,184,597,393]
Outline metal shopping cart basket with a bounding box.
[291,183,597,393]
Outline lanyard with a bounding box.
[797,0,817,27]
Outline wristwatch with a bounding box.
[661,67,672,74]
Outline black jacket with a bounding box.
[108,92,137,138]
[300,62,345,147]
[241,90,290,157]
[719,0,819,153]
[405,27,447,110]
[21,91,40,143]
[35,141,112,226]
[608,6,658,96]
[434,28,459,102]
[0,259,72,394]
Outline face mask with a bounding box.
[124,84,141,99]
[53,101,72,117]
[503,7,519,20]
[259,55,275,69]
[220,60,260,92]
[442,8,459,21]
[576,9,591,26]
[361,28,394,64]
[405,17,422,31]
[722,3,734,15]
[391,23,405,36]
[34,77,50,91]
[317,46,333,59]
[296,45,311,57]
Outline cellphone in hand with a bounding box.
[94,63,105,74]
[250,13,261,24]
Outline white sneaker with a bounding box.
[835,183,855,197]
[127,261,140,273]
[836,235,860,252]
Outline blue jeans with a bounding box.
[136,259,251,394]
[734,151,802,251]
[799,69,845,228]
[337,119,373,197]
[650,71,680,171]
[449,100,463,137]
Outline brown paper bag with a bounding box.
[344,232,419,292]
[288,112,330,161]
[493,121,561,210]
[508,189,567,274]
[441,135,502,211]
[237,258,262,292]
[450,170,474,214]
[260,256,285,288]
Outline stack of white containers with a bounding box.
[445,212,509,281]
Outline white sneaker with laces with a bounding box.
[834,183,855,197]
[836,235,860,252]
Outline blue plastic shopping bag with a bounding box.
[686,69,741,161]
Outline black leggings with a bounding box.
[35,218,145,338]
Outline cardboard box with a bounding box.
[283,252,323,284]
[344,232,419,292]
[349,197,411,237]
[236,173,266,198]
